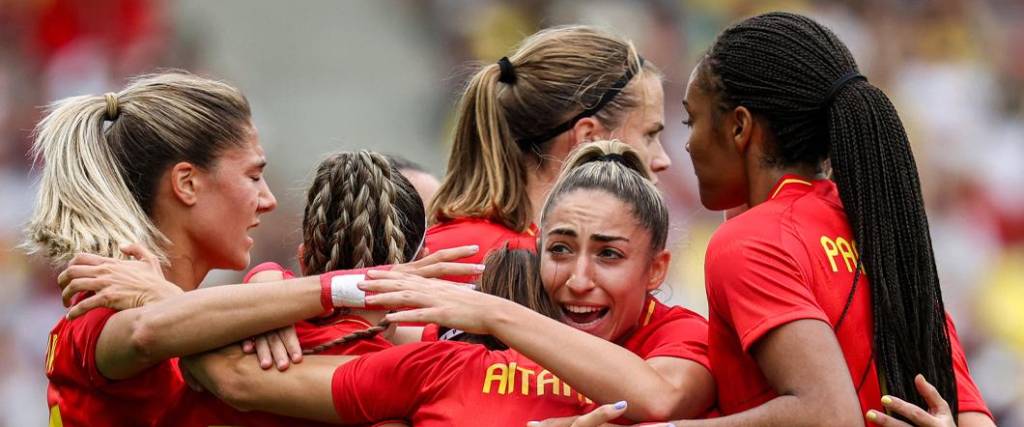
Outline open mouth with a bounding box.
[560,304,609,327]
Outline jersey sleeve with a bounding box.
[242,262,294,283]
[946,314,993,420]
[641,310,710,371]
[66,307,119,386]
[331,341,470,423]
[706,237,828,352]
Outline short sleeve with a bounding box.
[624,302,710,371]
[331,341,471,423]
[243,262,294,283]
[946,314,994,420]
[706,238,828,352]
[643,322,709,370]
[67,307,119,386]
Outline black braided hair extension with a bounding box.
[700,12,957,416]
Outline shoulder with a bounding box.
[426,218,536,256]
[428,218,523,240]
[54,307,118,343]
[620,298,709,366]
[706,209,793,276]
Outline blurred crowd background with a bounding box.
[0,0,1021,425]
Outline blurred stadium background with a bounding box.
[0,0,1021,425]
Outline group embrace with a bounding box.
[31,12,993,427]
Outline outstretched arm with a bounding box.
[185,345,352,422]
[361,271,714,421]
[671,320,862,427]
[60,245,481,380]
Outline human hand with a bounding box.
[359,270,503,334]
[389,245,484,278]
[527,401,672,427]
[866,374,955,427]
[240,324,303,371]
[58,244,182,318]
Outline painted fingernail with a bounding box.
[526,422,539,427]
[881,395,893,405]
[866,410,878,421]
[613,400,627,410]
[469,245,480,252]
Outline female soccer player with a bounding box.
[124,141,712,426]
[360,141,715,422]
[669,11,991,426]
[426,25,671,276]
[31,73,478,427]
[158,150,423,427]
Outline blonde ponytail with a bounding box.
[431,25,652,232]
[25,72,252,264]
[27,93,166,263]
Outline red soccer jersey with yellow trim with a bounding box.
[424,218,538,283]
[332,341,591,426]
[157,262,394,427]
[45,299,185,427]
[332,296,710,426]
[704,175,991,419]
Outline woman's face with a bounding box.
[188,126,277,271]
[682,65,748,210]
[607,74,671,183]
[540,189,669,342]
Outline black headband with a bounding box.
[823,71,866,108]
[497,57,516,84]
[517,57,646,149]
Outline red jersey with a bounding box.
[332,297,710,426]
[704,175,991,419]
[424,218,538,283]
[158,263,394,427]
[615,297,710,367]
[45,300,185,426]
[332,341,591,426]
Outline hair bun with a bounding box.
[561,139,649,180]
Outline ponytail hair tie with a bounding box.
[823,71,866,109]
[104,92,120,121]
[596,153,628,165]
[497,57,516,84]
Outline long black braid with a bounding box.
[700,12,957,416]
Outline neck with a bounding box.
[745,163,820,208]
[154,219,210,291]
[162,245,210,291]
[525,160,560,227]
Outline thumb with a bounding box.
[574,401,628,426]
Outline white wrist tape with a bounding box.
[329,274,368,308]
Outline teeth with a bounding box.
[564,305,603,314]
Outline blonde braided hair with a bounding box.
[300,150,425,352]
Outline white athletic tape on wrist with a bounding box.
[330,274,368,308]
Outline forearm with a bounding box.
[193,350,350,422]
[958,412,996,427]
[674,395,843,427]
[125,276,324,360]
[490,303,701,420]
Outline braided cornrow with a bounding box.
[701,12,957,416]
[302,318,393,355]
[300,150,426,352]
[369,153,408,264]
